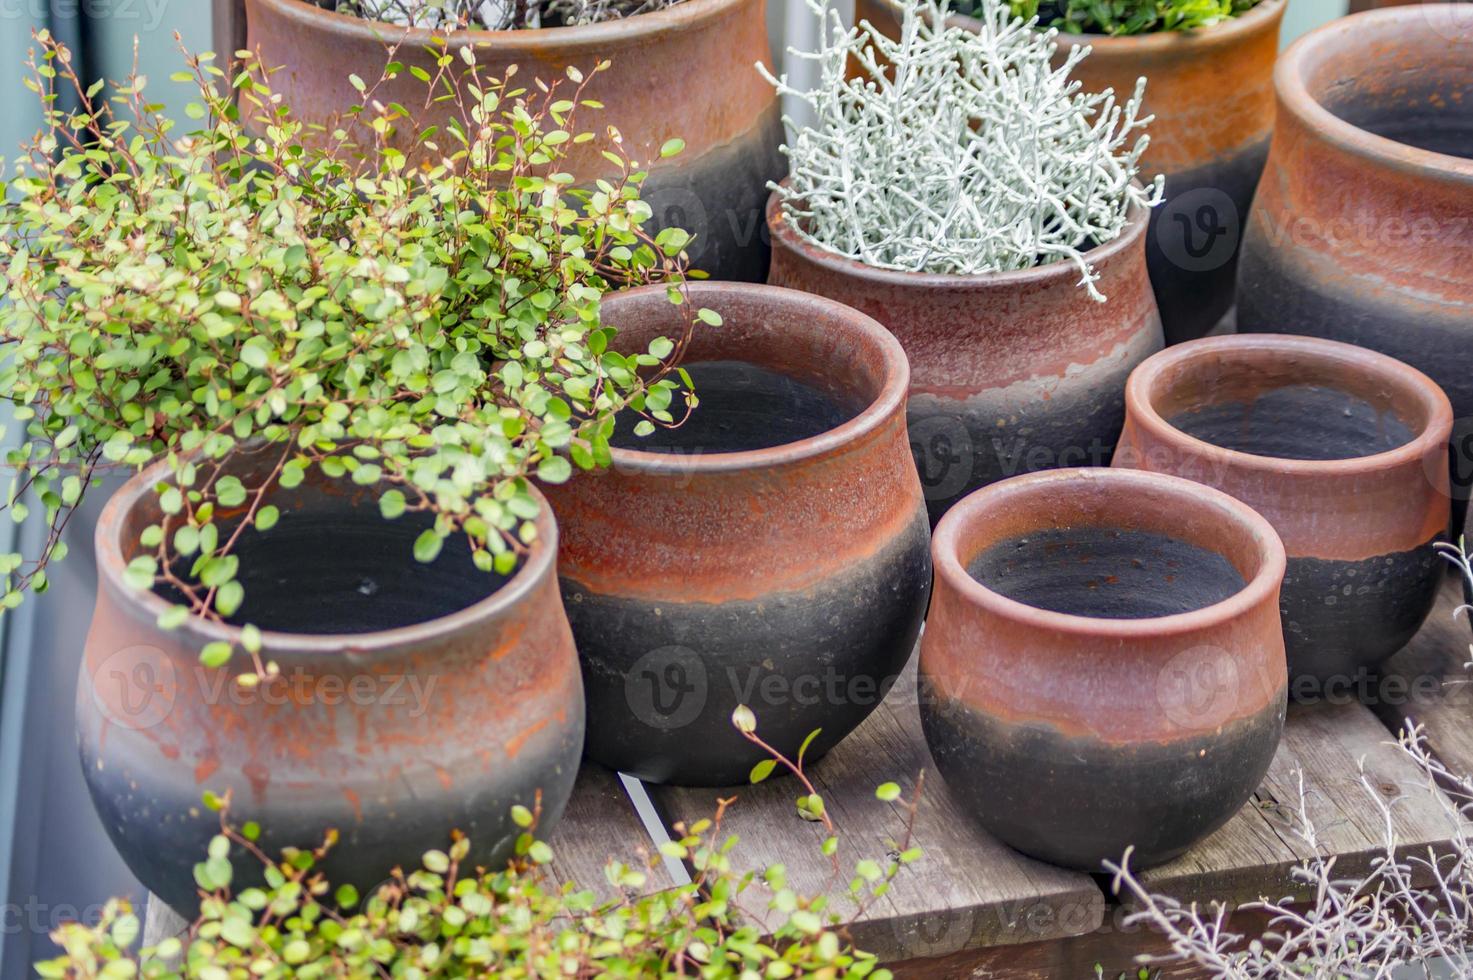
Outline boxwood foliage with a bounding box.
[0,36,706,669]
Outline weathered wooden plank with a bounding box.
[651,663,1106,962]
[143,763,664,943]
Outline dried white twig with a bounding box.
[1108,723,1473,978]
[760,0,1163,300]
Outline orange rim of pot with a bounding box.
[1123,333,1454,480]
[1274,5,1473,182]
[932,468,1286,640]
[258,0,753,48]
[764,184,1151,292]
[598,282,911,476]
[94,445,559,658]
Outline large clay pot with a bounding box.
[921,468,1287,871]
[853,0,1285,345]
[77,447,583,913]
[243,0,786,283]
[1237,6,1473,421]
[766,192,1162,526]
[543,283,932,786]
[1114,334,1452,696]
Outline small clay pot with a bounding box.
[77,447,583,913]
[244,0,785,282]
[852,0,1285,345]
[1115,334,1452,695]
[543,283,932,787]
[1237,6,1473,424]
[766,191,1162,526]
[921,468,1287,871]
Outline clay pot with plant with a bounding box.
[854,0,1285,345]
[227,0,785,283]
[542,283,932,787]
[764,0,1164,525]
[921,468,1288,871]
[1114,335,1453,696]
[1237,6,1473,438]
[0,40,707,912]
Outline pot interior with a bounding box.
[123,459,516,636]
[611,360,861,453]
[1146,347,1426,461]
[1301,22,1473,158]
[967,527,1247,619]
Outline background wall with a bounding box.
[0,0,1344,974]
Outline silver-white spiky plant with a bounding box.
[339,0,684,29]
[760,0,1164,301]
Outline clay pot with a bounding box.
[766,191,1163,526]
[542,282,931,786]
[243,0,785,282]
[1114,334,1452,695]
[920,468,1287,871]
[1237,7,1473,425]
[77,447,583,913]
[852,0,1285,345]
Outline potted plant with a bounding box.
[542,282,932,786]
[922,468,1287,870]
[0,37,702,912]
[856,0,1285,345]
[1115,334,1452,697]
[1237,6,1473,441]
[764,0,1164,525]
[231,0,786,283]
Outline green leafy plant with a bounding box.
[0,36,705,668]
[995,0,1263,35]
[39,710,924,979]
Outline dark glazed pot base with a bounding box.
[1280,541,1443,691]
[920,674,1286,871]
[569,510,932,786]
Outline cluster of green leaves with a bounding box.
[0,36,704,667]
[997,0,1262,34]
[39,711,924,979]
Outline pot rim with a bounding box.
[257,0,746,48]
[93,446,559,656]
[600,281,910,475]
[1124,333,1454,477]
[764,183,1150,291]
[1274,5,1473,183]
[932,468,1286,639]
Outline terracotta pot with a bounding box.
[243,0,786,282]
[77,447,583,913]
[1237,7,1473,426]
[543,282,931,786]
[1114,334,1452,695]
[920,468,1287,871]
[766,191,1163,526]
[853,0,1285,345]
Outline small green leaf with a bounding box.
[749,759,777,784]
[413,529,443,563]
[875,782,902,803]
[200,641,232,668]
[659,137,685,158]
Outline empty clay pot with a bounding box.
[1238,6,1473,422]
[854,0,1286,344]
[1115,334,1452,695]
[766,192,1162,526]
[921,468,1287,871]
[543,282,932,787]
[244,0,785,282]
[77,447,583,913]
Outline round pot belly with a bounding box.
[243,0,786,282]
[1236,6,1473,428]
[767,193,1162,526]
[1115,334,1453,693]
[920,468,1288,871]
[545,283,932,786]
[77,454,583,914]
